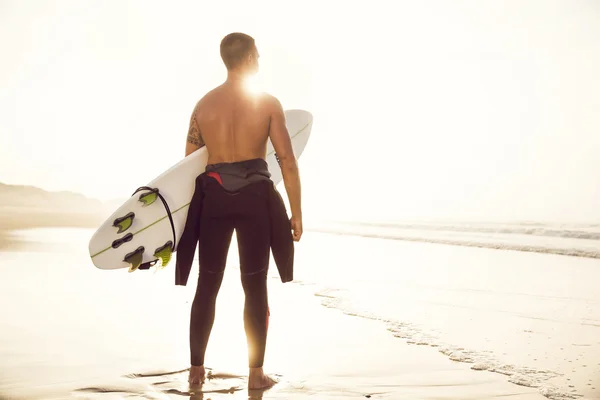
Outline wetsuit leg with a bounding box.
[235,193,271,368]
[189,194,234,367]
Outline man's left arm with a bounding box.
[185,106,205,156]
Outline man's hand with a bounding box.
[185,105,205,156]
[290,215,303,242]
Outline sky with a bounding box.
[1,0,600,223]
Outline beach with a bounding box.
[3,0,600,398]
[0,222,598,399]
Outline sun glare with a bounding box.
[244,75,262,95]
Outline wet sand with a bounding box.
[0,226,548,399]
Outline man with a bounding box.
[183,32,303,389]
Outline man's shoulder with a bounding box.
[191,87,225,115]
[197,86,222,104]
[261,92,280,104]
[257,92,282,111]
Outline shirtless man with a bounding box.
[184,33,302,389]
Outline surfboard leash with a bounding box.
[130,186,177,270]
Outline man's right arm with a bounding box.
[268,97,303,240]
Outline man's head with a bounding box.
[220,32,259,75]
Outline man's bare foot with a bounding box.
[248,367,278,389]
[188,365,205,385]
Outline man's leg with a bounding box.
[235,197,276,389]
[189,210,234,383]
[241,271,269,368]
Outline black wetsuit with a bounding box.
[177,158,292,369]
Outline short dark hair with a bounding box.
[220,33,256,70]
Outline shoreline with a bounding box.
[262,283,548,399]
[0,231,547,400]
[1,222,596,399]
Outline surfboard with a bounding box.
[88,109,313,271]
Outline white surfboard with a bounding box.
[88,109,313,271]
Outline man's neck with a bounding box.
[225,71,248,86]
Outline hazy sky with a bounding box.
[1,0,599,223]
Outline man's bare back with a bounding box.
[185,82,277,165]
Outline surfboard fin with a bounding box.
[113,212,135,234]
[138,260,157,271]
[124,246,145,272]
[153,241,173,269]
[138,188,159,207]
[111,233,133,249]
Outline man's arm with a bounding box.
[185,106,205,156]
[268,96,303,240]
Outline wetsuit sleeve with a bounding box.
[175,175,205,286]
[267,183,294,283]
